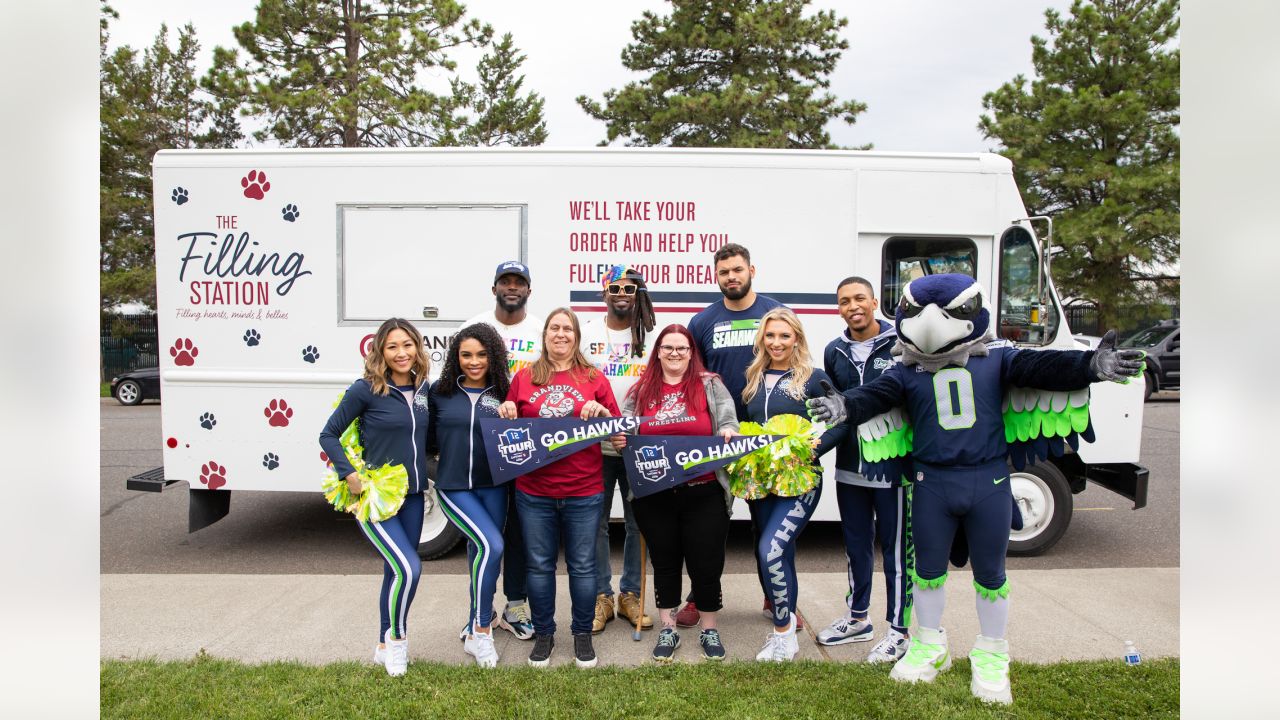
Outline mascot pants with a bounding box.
[912,459,1011,592]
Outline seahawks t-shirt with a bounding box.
[463,310,544,377]
[579,316,652,455]
[687,294,783,419]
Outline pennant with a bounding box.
[480,416,655,484]
[623,434,786,498]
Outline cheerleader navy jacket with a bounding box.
[743,367,847,458]
[319,376,431,495]
[823,320,900,487]
[426,378,504,490]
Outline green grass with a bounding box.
[102,656,1178,719]
[102,381,111,397]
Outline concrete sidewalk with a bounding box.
[101,568,1177,668]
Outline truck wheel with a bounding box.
[418,485,462,559]
[114,380,143,406]
[1007,462,1072,556]
[1143,370,1155,401]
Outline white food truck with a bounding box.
[130,147,1149,558]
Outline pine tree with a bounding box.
[210,0,493,147]
[576,0,866,148]
[979,0,1179,330]
[448,33,547,146]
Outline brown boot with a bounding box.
[617,591,653,629]
[592,593,615,634]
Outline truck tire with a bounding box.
[418,484,462,559]
[1007,461,1072,556]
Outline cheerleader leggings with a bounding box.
[358,491,424,642]
[749,483,822,629]
[438,486,509,631]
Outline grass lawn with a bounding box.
[102,655,1178,719]
[102,381,111,397]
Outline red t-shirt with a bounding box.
[507,366,621,497]
[637,382,716,485]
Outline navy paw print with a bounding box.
[281,203,301,222]
[171,187,189,205]
[302,345,320,363]
[263,452,279,470]
[199,412,217,430]
[243,329,261,347]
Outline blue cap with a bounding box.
[494,260,531,284]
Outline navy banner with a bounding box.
[623,434,786,498]
[479,416,655,484]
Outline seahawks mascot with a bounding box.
[807,273,1144,705]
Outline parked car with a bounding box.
[110,366,161,405]
[1121,319,1180,400]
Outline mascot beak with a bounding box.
[900,304,975,355]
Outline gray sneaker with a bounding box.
[699,628,726,661]
[817,616,873,646]
[528,634,554,668]
[652,627,680,663]
[573,633,598,668]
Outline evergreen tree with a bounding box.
[577,0,866,148]
[447,33,547,146]
[209,0,493,147]
[979,0,1179,330]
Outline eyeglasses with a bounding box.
[606,284,638,296]
[659,345,691,356]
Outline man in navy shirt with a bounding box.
[679,243,783,628]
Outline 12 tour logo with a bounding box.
[635,445,671,482]
[497,427,536,465]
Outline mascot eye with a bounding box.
[898,297,924,318]
[950,297,980,320]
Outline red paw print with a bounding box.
[264,399,294,427]
[170,338,198,366]
[241,169,271,200]
[200,460,227,490]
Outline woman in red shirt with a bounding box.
[498,308,618,668]
[611,324,738,663]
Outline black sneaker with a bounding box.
[652,627,680,663]
[700,628,726,661]
[528,634,554,668]
[573,633,598,668]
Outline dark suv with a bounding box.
[1121,319,1180,400]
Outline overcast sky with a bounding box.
[106,0,1073,152]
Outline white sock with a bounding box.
[975,593,1009,640]
[913,582,946,631]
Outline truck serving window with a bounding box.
[880,237,977,318]
[997,226,1059,344]
[338,204,526,325]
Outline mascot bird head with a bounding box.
[895,273,991,357]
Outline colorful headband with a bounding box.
[601,264,646,288]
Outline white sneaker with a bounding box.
[889,626,950,683]
[373,644,385,664]
[383,629,408,677]
[969,635,1013,705]
[755,615,799,662]
[464,630,500,668]
[868,628,910,664]
[817,615,873,646]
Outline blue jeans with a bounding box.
[596,454,642,596]
[516,490,603,636]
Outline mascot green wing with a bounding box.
[857,406,913,485]
[1002,386,1095,471]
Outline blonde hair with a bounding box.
[741,307,814,405]
[530,308,599,386]
[363,318,430,396]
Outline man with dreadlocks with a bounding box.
[580,265,656,633]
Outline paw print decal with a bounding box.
[170,338,198,366]
[199,412,217,430]
[171,187,189,205]
[243,329,261,347]
[200,461,227,490]
[264,399,293,427]
[263,453,280,470]
[241,169,271,200]
[302,345,320,363]
[281,203,301,222]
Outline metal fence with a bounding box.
[1063,303,1179,339]
[101,313,158,381]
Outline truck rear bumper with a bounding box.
[126,466,230,531]
[1056,455,1149,509]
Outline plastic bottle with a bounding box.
[1123,640,1142,666]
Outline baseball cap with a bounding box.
[494,260,531,284]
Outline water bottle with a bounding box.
[1123,640,1141,666]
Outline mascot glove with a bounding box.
[806,379,848,425]
[1089,329,1147,382]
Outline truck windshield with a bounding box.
[880,237,977,318]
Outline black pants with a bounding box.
[631,481,730,613]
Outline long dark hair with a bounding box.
[436,323,511,398]
[601,265,656,357]
[627,324,714,415]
